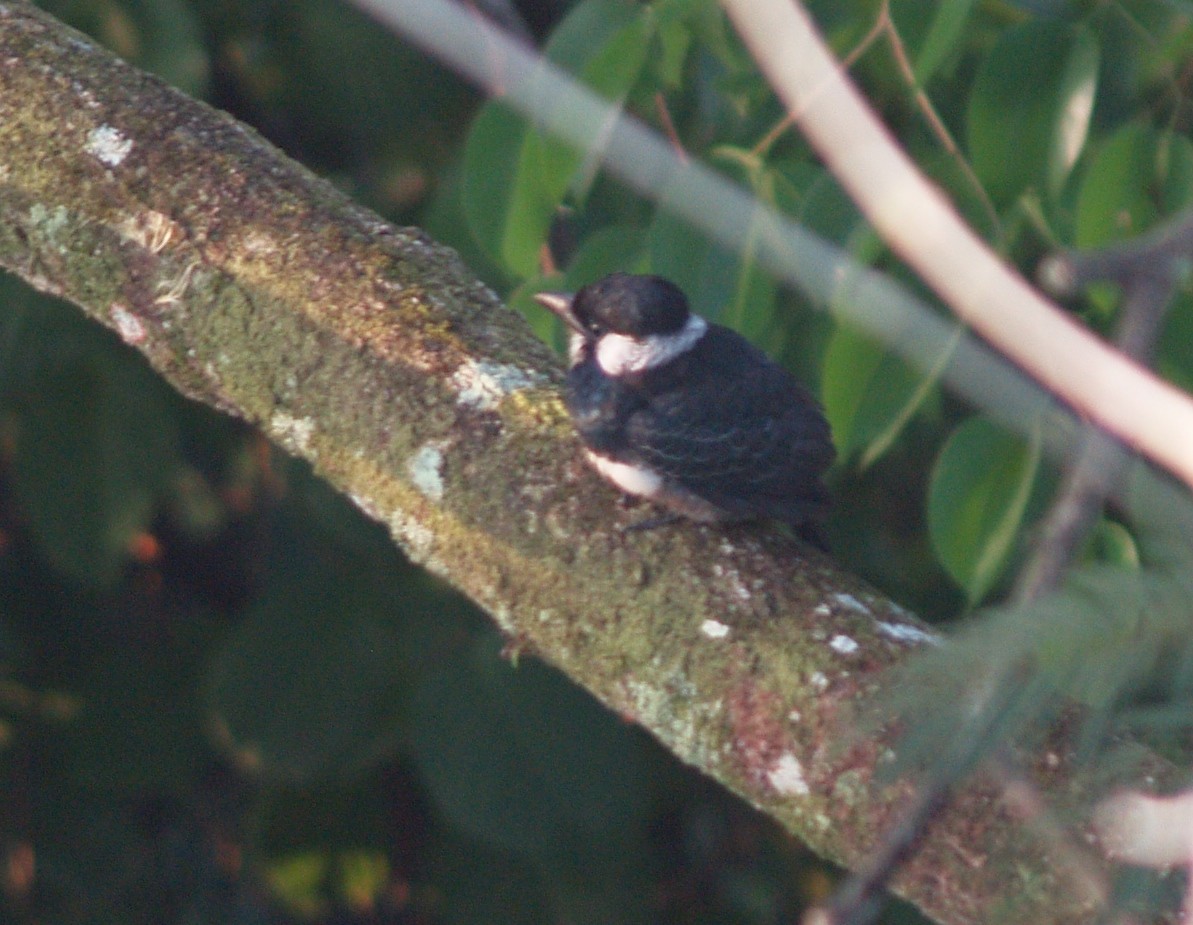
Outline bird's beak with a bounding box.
[533,291,586,336]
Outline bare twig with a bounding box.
[1017,269,1175,601]
[1018,205,1193,600]
[871,1,1001,240]
[751,1,1000,239]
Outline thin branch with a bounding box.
[1039,207,1193,297]
[653,92,689,164]
[868,0,1001,241]
[806,665,1056,925]
[1016,271,1175,601]
[1018,209,1192,599]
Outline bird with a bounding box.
[534,272,835,549]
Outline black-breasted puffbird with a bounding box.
[535,272,835,549]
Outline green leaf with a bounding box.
[654,14,693,89]
[461,103,533,274]
[460,1,654,277]
[1087,519,1139,571]
[1075,123,1193,248]
[409,638,652,859]
[912,0,979,83]
[11,356,178,587]
[565,224,650,285]
[822,323,948,466]
[967,21,1099,205]
[646,166,782,338]
[928,417,1041,603]
[1159,291,1193,394]
[205,570,409,781]
[796,169,879,258]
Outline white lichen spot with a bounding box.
[382,508,440,571]
[67,34,97,54]
[787,709,802,723]
[109,304,145,344]
[30,203,70,247]
[876,621,940,646]
[767,753,810,796]
[490,603,515,634]
[452,359,539,411]
[85,124,133,167]
[832,592,871,615]
[270,412,315,454]
[396,520,434,563]
[700,619,730,640]
[240,230,277,256]
[812,603,831,618]
[829,634,859,656]
[349,491,381,522]
[809,671,829,691]
[407,442,447,503]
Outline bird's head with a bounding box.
[534,273,707,376]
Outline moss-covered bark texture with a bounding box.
[0,4,1136,924]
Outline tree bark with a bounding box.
[0,4,1160,924]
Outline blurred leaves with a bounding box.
[37,0,210,96]
[205,562,409,781]
[906,0,979,84]
[409,636,654,860]
[927,417,1041,604]
[1075,122,1193,249]
[821,324,944,468]
[967,20,1098,206]
[462,0,653,276]
[11,355,179,587]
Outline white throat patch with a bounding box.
[595,314,707,376]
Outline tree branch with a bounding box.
[0,4,1175,925]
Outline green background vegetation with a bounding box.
[3,0,1193,922]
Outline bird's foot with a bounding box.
[621,511,683,533]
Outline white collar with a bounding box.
[595,314,707,376]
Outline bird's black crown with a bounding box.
[570,272,691,338]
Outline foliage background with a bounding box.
[2,0,1193,922]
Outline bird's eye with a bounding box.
[587,321,604,337]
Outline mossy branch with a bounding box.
[0,4,1164,924]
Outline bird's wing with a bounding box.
[625,370,834,521]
